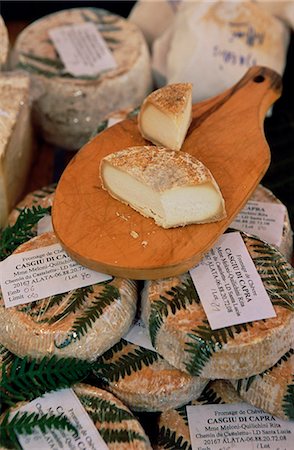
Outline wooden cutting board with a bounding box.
[52,66,282,279]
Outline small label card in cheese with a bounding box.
[37,215,53,235]
[190,232,276,330]
[123,318,155,351]
[0,243,112,308]
[13,388,108,450]
[49,22,117,77]
[187,403,294,450]
[231,200,286,247]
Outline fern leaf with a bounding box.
[80,395,134,423]
[282,379,294,420]
[97,338,129,361]
[176,403,190,426]
[99,428,146,444]
[20,52,64,69]
[196,382,225,405]
[157,426,191,450]
[0,206,51,260]
[0,410,77,449]
[47,285,94,324]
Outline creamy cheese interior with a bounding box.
[102,164,223,228]
[140,101,192,151]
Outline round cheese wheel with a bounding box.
[8,184,56,226]
[0,232,137,361]
[0,16,9,69]
[247,184,293,262]
[94,338,208,412]
[142,232,294,379]
[156,380,241,450]
[10,8,152,150]
[231,348,294,421]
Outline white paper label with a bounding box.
[37,215,53,235]
[49,22,117,77]
[13,388,108,450]
[231,201,286,247]
[123,318,155,351]
[190,232,276,330]
[187,403,294,450]
[0,243,112,308]
[107,117,123,128]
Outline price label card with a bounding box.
[13,388,108,450]
[123,318,155,351]
[49,22,117,77]
[230,200,286,247]
[190,232,276,330]
[187,403,294,450]
[0,243,112,308]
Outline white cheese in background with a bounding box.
[10,8,152,150]
[0,72,33,227]
[0,16,9,70]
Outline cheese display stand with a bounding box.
[0,2,293,449]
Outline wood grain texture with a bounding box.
[52,67,282,279]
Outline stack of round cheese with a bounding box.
[93,337,208,412]
[0,232,137,361]
[156,380,241,450]
[0,16,9,69]
[142,232,294,380]
[10,8,152,150]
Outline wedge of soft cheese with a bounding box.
[138,83,192,151]
[0,72,33,227]
[100,146,226,228]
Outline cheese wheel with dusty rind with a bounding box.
[156,380,241,450]
[10,8,152,150]
[0,232,137,361]
[232,348,294,421]
[142,231,294,379]
[8,184,56,226]
[0,16,9,69]
[93,338,208,412]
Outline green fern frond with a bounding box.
[94,341,159,383]
[20,52,64,69]
[0,356,92,409]
[17,62,57,78]
[196,382,225,405]
[80,395,134,423]
[157,426,191,450]
[0,410,78,449]
[99,427,146,444]
[47,286,94,324]
[282,379,294,420]
[185,320,253,376]
[98,338,129,361]
[0,345,15,371]
[0,206,51,260]
[176,403,190,427]
[149,278,199,347]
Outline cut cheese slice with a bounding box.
[231,348,294,421]
[0,72,34,227]
[138,83,192,150]
[10,8,152,150]
[94,338,208,412]
[0,232,137,361]
[156,380,241,450]
[0,16,9,69]
[250,184,293,262]
[8,184,56,226]
[100,146,226,228]
[142,231,294,379]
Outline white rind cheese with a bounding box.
[10,8,152,150]
[0,232,137,361]
[0,16,9,69]
[0,72,33,227]
[94,338,208,412]
[142,232,294,379]
[138,83,192,151]
[100,146,226,228]
[156,380,241,450]
[231,348,294,421]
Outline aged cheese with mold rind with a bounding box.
[100,146,226,228]
[0,232,137,361]
[232,348,294,421]
[94,338,208,412]
[156,380,241,450]
[138,83,192,151]
[10,8,152,150]
[0,16,9,69]
[142,232,294,379]
[0,72,33,227]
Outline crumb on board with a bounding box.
[115,211,129,221]
[130,230,139,239]
[141,240,148,247]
